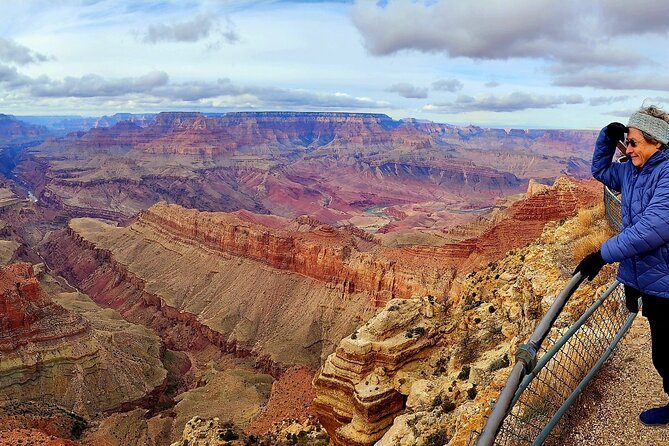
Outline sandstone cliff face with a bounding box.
[139,112,422,156]
[41,216,378,369]
[313,297,447,446]
[138,202,456,305]
[0,263,88,351]
[313,203,617,446]
[0,263,167,417]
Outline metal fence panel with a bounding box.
[490,283,630,446]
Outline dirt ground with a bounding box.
[563,316,669,446]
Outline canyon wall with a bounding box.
[42,216,378,369]
[15,112,596,227]
[0,114,49,145]
[40,175,599,371]
[138,203,457,305]
[0,263,166,417]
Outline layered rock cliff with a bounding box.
[0,114,49,145]
[138,202,456,305]
[41,215,378,369]
[0,263,167,417]
[314,297,448,446]
[137,112,432,155]
[0,262,88,352]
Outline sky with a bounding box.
[2,0,669,128]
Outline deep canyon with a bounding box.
[0,111,602,445]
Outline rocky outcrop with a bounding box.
[434,177,601,272]
[170,417,233,446]
[0,263,167,417]
[0,262,90,352]
[313,297,447,445]
[0,401,86,445]
[457,176,601,265]
[313,202,617,446]
[168,415,330,446]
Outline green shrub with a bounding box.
[488,354,510,372]
[425,430,449,446]
[457,365,470,380]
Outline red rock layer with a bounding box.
[137,112,434,156]
[405,177,601,273]
[135,177,599,306]
[137,203,456,305]
[0,402,85,446]
[43,112,429,157]
[246,366,317,436]
[464,176,601,262]
[0,263,90,352]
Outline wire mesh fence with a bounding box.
[479,282,633,446]
[604,186,622,232]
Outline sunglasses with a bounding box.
[625,138,639,148]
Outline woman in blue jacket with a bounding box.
[575,105,669,425]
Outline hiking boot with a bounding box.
[640,404,669,425]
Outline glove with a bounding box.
[604,122,627,144]
[573,250,606,281]
[623,285,640,313]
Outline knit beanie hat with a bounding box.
[627,112,669,145]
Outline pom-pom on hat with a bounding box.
[627,112,669,145]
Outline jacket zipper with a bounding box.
[629,169,640,289]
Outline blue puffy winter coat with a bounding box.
[592,128,669,298]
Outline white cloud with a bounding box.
[31,71,169,98]
[424,92,584,113]
[0,37,48,65]
[554,70,669,91]
[589,96,630,106]
[386,83,428,99]
[140,13,238,44]
[432,79,463,92]
[350,0,657,70]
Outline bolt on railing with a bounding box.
[473,188,634,446]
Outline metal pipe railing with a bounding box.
[510,280,621,408]
[476,273,586,445]
[474,280,633,446]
